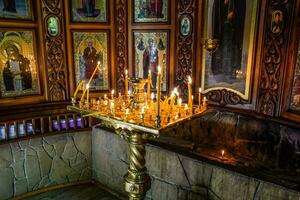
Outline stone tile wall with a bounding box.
[92,127,300,200]
[0,131,92,200]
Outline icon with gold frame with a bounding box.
[0,30,40,98]
[72,30,110,91]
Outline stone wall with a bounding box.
[160,110,300,189]
[92,127,300,200]
[0,131,92,200]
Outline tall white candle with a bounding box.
[125,69,128,97]
[188,76,192,108]
[198,88,202,108]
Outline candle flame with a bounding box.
[125,69,128,75]
[221,150,225,157]
[97,61,100,65]
[148,70,151,74]
[188,76,192,84]
[199,88,202,93]
[174,87,178,95]
[178,98,182,106]
[151,92,154,100]
[111,90,115,95]
[185,104,188,109]
[157,66,161,73]
[192,95,194,100]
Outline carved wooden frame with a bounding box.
[42,0,68,102]
[115,0,128,93]
[175,0,197,99]
[257,0,296,116]
[281,0,300,122]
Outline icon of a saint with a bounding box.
[3,44,32,91]
[211,0,246,79]
[143,38,158,88]
[83,39,99,79]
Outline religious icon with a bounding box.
[73,31,109,91]
[0,0,32,20]
[290,38,300,111]
[134,31,168,91]
[47,16,59,37]
[201,0,258,100]
[71,0,107,23]
[133,0,169,23]
[271,10,283,34]
[0,30,39,97]
[180,16,191,36]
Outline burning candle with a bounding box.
[125,69,129,97]
[198,88,202,108]
[73,80,84,98]
[151,92,155,103]
[110,101,115,114]
[184,103,189,116]
[188,76,192,109]
[147,70,152,101]
[111,89,115,101]
[80,61,100,102]
[203,96,207,109]
[156,66,162,128]
[86,83,90,104]
[221,149,225,157]
[178,98,182,117]
[178,98,182,107]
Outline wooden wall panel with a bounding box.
[115,0,128,93]
[41,0,68,101]
[257,0,296,116]
[175,0,197,98]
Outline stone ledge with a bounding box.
[92,127,300,200]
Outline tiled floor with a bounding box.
[23,184,121,200]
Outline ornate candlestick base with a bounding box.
[123,132,151,200]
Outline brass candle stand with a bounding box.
[68,68,208,199]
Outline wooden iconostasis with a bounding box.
[0,0,300,127]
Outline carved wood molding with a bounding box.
[175,0,196,97]
[115,0,128,92]
[257,0,295,116]
[42,0,67,101]
[206,89,243,106]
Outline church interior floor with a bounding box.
[21,183,121,200]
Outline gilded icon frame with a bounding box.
[0,29,40,98]
[71,30,111,92]
[132,30,169,92]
